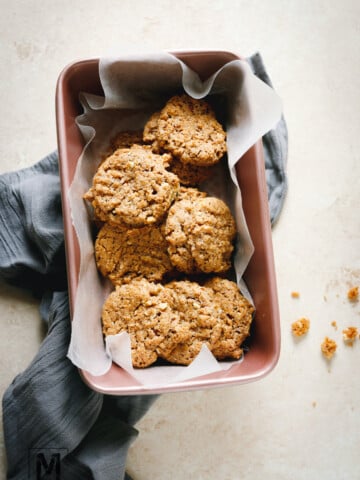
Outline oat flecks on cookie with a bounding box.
[156,94,227,167]
[165,195,236,274]
[111,130,144,150]
[101,278,254,368]
[142,98,220,186]
[161,278,254,366]
[84,145,179,227]
[176,186,208,202]
[86,92,255,369]
[158,277,254,365]
[204,278,254,360]
[168,156,214,186]
[161,280,225,365]
[95,222,173,285]
[143,111,162,154]
[99,130,145,165]
[101,279,188,368]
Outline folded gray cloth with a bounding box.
[247,52,288,224]
[1,53,287,480]
[0,155,157,480]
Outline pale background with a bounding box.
[1,1,360,479]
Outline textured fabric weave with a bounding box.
[0,156,157,480]
[247,52,288,224]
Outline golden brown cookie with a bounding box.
[101,279,188,368]
[144,110,213,184]
[165,196,236,274]
[143,111,162,153]
[85,145,179,227]
[160,280,224,365]
[143,110,213,186]
[110,130,144,150]
[156,94,227,166]
[169,157,214,186]
[95,222,173,285]
[204,278,254,360]
[177,186,207,202]
[98,130,145,164]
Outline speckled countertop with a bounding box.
[1,1,360,479]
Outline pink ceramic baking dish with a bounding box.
[56,51,281,395]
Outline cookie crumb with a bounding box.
[342,326,358,346]
[331,320,338,330]
[291,317,310,337]
[291,291,300,298]
[321,337,337,359]
[312,401,317,408]
[347,286,359,302]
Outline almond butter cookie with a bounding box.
[168,157,214,186]
[177,186,207,202]
[84,145,179,227]
[156,94,227,166]
[95,222,173,285]
[143,107,214,184]
[99,130,145,164]
[165,195,236,274]
[160,280,224,365]
[204,277,254,360]
[110,129,144,150]
[143,111,162,153]
[102,279,188,368]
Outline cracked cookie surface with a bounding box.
[85,144,179,227]
[156,94,227,166]
[143,111,162,153]
[160,278,253,365]
[143,107,215,184]
[101,279,188,368]
[95,222,173,285]
[110,129,144,150]
[168,157,214,186]
[102,277,254,367]
[204,277,254,360]
[160,280,224,365]
[165,195,236,273]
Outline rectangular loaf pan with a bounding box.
[56,50,281,394]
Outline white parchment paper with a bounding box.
[67,52,282,383]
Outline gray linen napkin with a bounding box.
[247,52,288,224]
[1,53,287,480]
[0,154,157,480]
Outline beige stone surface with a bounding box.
[1,0,360,478]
